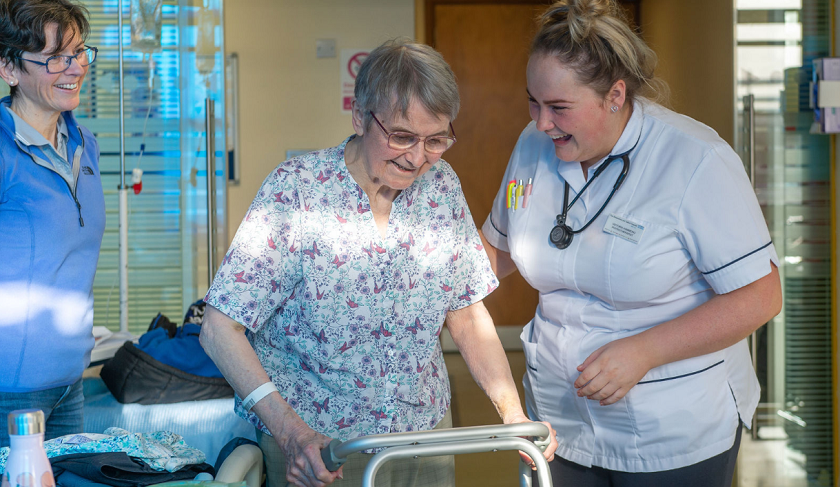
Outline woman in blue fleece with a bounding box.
[0,0,104,446]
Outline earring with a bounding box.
[610,105,619,113]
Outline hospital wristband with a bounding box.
[242,382,278,412]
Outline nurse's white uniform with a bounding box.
[482,100,779,473]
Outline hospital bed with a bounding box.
[82,377,256,466]
[83,377,550,487]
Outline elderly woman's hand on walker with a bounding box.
[201,305,343,487]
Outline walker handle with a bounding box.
[321,439,346,472]
[533,433,553,452]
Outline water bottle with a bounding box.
[3,409,54,487]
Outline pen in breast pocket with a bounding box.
[506,180,516,209]
[515,179,524,210]
[522,178,533,208]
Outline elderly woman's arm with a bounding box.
[200,305,341,487]
[575,263,782,405]
[446,300,557,461]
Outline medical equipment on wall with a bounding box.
[811,57,840,133]
[196,4,217,75]
[104,0,229,332]
[130,0,162,53]
[131,168,143,194]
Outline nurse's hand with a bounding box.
[573,335,654,406]
[504,412,558,468]
[276,419,343,487]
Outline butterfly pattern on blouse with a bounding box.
[205,137,498,445]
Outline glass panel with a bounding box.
[735,0,833,485]
[78,0,226,334]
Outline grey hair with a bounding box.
[532,0,669,106]
[354,38,460,129]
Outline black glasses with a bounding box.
[18,46,98,74]
[370,111,456,154]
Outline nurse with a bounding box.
[480,0,782,486]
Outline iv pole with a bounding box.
[117,0,129,332]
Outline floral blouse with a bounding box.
[205,136,498,441]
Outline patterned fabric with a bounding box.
[205,136,498,442]
[0,428,206,474]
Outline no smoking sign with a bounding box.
[341,49,370,113]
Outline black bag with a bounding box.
[100,341,233,405]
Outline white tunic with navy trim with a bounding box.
[482,100,779,473]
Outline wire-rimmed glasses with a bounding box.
[18,46,98,74]
[370,111,456,154]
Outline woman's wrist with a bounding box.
[497,397,528,424]
[631,329,665,372]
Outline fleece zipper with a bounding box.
[14,126,86,227]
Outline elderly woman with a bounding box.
[200,39,557,487]
[480,1,782,486]
[0,0,104,446]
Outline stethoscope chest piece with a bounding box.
[549,215,573,249]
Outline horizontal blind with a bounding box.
[80,1,190,334]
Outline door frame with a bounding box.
[416,0,642,46]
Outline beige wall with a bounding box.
[224,0,736,240]
[223,0,415,242]
[640,0,735,146]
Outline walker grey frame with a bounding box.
[320,422,553,487]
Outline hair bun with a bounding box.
[541,0,615,43]
[531,0,669,106]
[571,0,614,19]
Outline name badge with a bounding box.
[603,214,644,244]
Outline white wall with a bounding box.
[224,0,415,241]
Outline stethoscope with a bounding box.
[549,135,640,250]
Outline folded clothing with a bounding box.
[52,452,213,487]
[0,428,207,474]
[54,470,111,487]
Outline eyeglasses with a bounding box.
[370,111,456,154]
[18,46,98,74]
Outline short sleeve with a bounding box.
[205,166,302,331]
[443,172,499,311]
[677,145,779,294]
[481,126,536,253]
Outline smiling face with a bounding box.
[350,99,451,194]
[1,23,88,122]
[527,53,627,169]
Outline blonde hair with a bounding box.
[531,0,669,105]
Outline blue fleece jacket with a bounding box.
[0,96,105,392]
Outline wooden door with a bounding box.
[431,1,640,327]
[434,2,547,327]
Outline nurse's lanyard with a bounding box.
[549,135,640,250]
